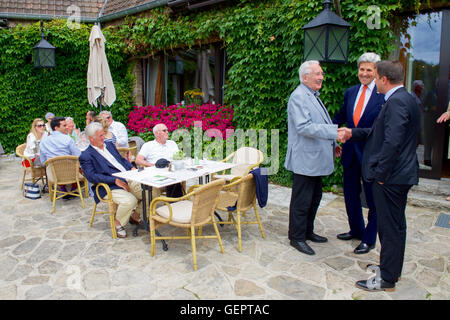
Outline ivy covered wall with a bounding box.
[0,0,429,187]
[0,20,134,154]
[115,0,416,187]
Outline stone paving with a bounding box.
[0,157,449,300]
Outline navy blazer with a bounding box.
[79,141,134,203]
[333,84,384,167]
[352,87,421,185]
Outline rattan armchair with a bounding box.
[90,183,117,239]
[44,155,88,214]
[213,147,264,182]
[117,146,138,163]
[215,174,265,252]
[149,179,226,271]
[15,143,46,190]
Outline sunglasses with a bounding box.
[161,129,169,132]
[36,124,45,128]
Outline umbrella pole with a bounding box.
[98,97,102,112]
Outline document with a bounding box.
[142,174,177,186]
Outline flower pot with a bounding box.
[172,160,185,171]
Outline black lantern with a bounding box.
[302,0,351,63]
[33,21,56,68]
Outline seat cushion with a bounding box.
[214,174,237,181]
[155,200,193,223]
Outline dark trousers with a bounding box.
[343,155,377,244]
[372,182,412,283]
[288,173,322,241]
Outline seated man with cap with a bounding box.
[135,123,183,197]
[79,122,143,238]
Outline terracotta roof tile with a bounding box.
[0,0,106,19]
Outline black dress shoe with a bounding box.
[62,194,76,201]
[306,233,328,243]
[354,242,375,254]
[355,278,395,292]
[290,240,315,255]
[337,232,361,241]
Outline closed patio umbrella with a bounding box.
[87,24,116,111]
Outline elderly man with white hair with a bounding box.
[99,110,129,148]
[79,122,142,238]
[135,123,183,197]
[135,123,179,167]
[285,60,344,256]
[332,52,385,254]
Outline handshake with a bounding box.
[337,127,352,143]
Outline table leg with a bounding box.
[134,184,168,251]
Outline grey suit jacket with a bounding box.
[284,83,338,176]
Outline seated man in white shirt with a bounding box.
[79,122,142,238]
[136,123,179,167]
[99,110,129,148]
[135,123,183,197]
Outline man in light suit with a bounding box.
[339,61,421,291]
[285,60,345,255]
[333,52,385,254]
[79,122,142,238]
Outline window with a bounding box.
[141,43,226,106]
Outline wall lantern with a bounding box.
[302,0,351,63]
[33,21,56,68]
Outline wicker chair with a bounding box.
[117,146,137,163]
[15,143,46,190]
[89,183,117,239]
[44,155,88,214]
[149,179,226,271]
[213,147,264,182]
[215,174,265,252]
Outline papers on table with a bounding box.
[141,174,177,186]
[112,159,236,188]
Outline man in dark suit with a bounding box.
[338,61,421,292]
[333,52,385,254]
[79,122,142,238]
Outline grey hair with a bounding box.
[153,123,167,135]
[413,80,424,88]
[65,116,74,123]
[357,52,381,67]
[85,122,104,138]
[299,60,320,83]
[99,110,112,118]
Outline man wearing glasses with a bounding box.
[285,60,345,256]
[135,123,182,197]
[99,110,129,148]
[135,123,179,167]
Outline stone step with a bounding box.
[407,189,450,212]
[411,177,450,196]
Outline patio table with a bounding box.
[112,159,236,250]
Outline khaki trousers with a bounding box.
[110,180,142,227]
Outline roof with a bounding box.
[0,0,105,19]
[102,0,156,16]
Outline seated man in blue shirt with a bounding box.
[40,116,81,197]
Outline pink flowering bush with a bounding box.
[127,103,234,139]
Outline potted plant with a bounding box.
[172,150,186,170]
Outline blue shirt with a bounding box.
[384,85,404,101]
[39,131,81,164]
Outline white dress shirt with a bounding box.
[109,121,129,148]
[353,80,376,116]
[138,140,179,164]
[92,144,127,172]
